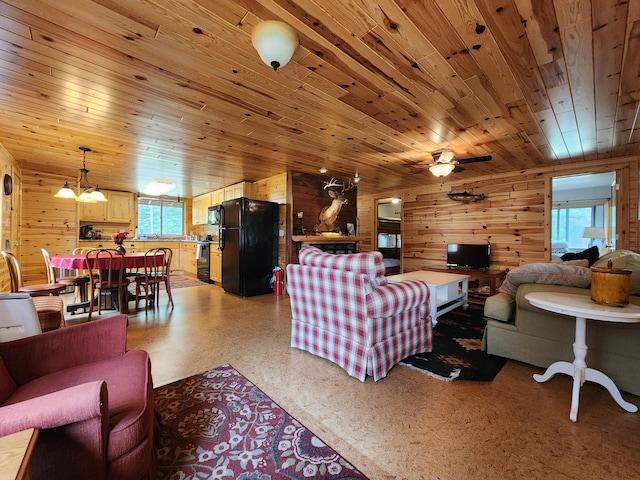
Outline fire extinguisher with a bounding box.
[271,266,283,296]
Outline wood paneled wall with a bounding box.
[358,157,639,274]
[21,169,79,283]
[0,145,20,291]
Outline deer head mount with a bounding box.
[314,177,356,233]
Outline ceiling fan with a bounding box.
[427,149,492,177]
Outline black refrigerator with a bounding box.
[219,197,278,297]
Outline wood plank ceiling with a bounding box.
[1,0,639,197]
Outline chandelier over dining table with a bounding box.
[54,146,107,202]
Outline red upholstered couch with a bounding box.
[0,315,156,480]
[287,246,432,381]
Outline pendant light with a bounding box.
[251,20,299,71]
[54,147,107,202]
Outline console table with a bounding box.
[422,265,506,303]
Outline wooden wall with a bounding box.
[21,169,79,283]
[358,157,639,274]
[0,145,21,291]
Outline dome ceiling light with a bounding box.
[251,20,299,71]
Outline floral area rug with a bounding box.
[154,364,369,479]
[400,304,507,381]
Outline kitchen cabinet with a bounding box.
[210,245,221,283]
[107,191,135,222]
[180,241,197,274]
[192,193,212,225]
[79,190,134,222]
[224,181,254,201]
[211,188,225,205]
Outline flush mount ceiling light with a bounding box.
[54,147,107,203]
[319,167,328,174]
[251,20,299,71]
[142,180,176,196]
[353,171,360,183]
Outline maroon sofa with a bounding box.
[0,315,156,479]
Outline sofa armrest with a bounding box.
[0,381,108,437]
[0,315,128,386]
[366,280,430,318]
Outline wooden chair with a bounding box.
[86,249,131,321]
[41,248,90,306]
[1,250,66,331]
[134,247,174,310]
[1,250,66,296]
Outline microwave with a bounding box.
[208,205,222,225]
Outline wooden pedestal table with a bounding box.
[525,292,640,422]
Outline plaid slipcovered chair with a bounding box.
[286,246,432,381]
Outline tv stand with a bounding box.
[422,265,507,303]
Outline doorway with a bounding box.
[551,172,616,258]
[377,198,401,275]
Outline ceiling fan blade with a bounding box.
[453,165,465,173]
[456,155,492,164]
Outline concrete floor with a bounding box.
[65,283,640,480]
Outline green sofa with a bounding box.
[483,250,640,397]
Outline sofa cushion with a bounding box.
[298,246,388,286]
[484,293,516,322]
[593,249,640,295]
[0,357,17,404]
[560,245,600,266]
[498,263,592,296]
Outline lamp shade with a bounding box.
[54,182,78,199]
[429,163,455,177]
[251,20,299,71]
[582,226,606,239]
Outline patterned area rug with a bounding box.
[154,364,369,479]
[127,274,206,294]
[400,304,507,381]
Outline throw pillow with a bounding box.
[498,263,592,296]
[593,250,640,295]
[298,246,388,286]
[560,245,600,266]
[0,356,17,404]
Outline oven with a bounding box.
[196,241,213,283]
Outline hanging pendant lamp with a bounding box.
[54,147,107,202]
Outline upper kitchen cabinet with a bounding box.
[192,192,212,225]
[79,190,134,222]
[224,181,254,201]
[211,188,224,206]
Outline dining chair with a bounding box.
[41,248,90,306]
[1,250,67,296]
[85,249,131,321]
[134,247,174,310]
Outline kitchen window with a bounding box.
[138,197,184,236]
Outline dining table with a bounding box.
[49,251,166,314]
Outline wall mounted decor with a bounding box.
[3,174,12,195]
[447,191,485,203]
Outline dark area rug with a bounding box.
[154,364,369,479]
[400,304,507,381]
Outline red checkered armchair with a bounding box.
[286,246,432,381]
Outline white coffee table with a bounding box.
[388,271,469,324]
[525,292,640,422]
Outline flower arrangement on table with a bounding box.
[111,231,129,245]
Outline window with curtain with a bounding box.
[137,197,184,236]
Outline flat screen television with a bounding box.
[447,243,491,270]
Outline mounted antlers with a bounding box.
[314,178,356,233]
